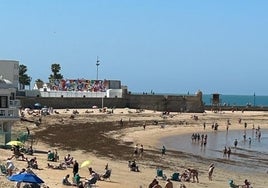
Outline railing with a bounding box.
[0,108,19,118]
[9,99,21,107]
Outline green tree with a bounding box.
[48,63,63,83]
[19,64,31,90]
[35,79,44,89]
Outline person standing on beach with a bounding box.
[120,118,123,127]
[208,163,215,181]
[161,146,166,156]
[139,144,144,158]
[143,121,146,130]
[73,160,79,177]
[134,144,139,157]
[223,146,227,158]
[227,147,231,159]
[234,139,238,148]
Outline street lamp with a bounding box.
[96,56,100,80]
[29,77,32,90]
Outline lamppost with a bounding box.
[29,77,32,90]
[96,56,100,80]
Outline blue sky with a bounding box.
[1,1,267,95]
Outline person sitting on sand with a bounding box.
[149,178,158,188]
[6,158,15,176]
[88,167,100,180]
[243,179,252,188]
[62,174,72,186]
[229,179,239,188]
[53,149,59,162]
[84,173,98,187]
[26,146,34,155]
[10,146,26,161]
[152,180,162,188]
[27,157,39,169]
[48,163,66,170]
[128,160,139,172]
[164,179,173,188]
[74,173,84,185]
[180,170,191,182]
[64,154,73,166]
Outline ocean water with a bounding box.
[161,129,268,173]
[203,94,268,107]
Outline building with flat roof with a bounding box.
[0,76,20,145]
[0,60,19,89]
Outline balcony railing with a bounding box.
[0,108,19,119]
[9,99,21,107]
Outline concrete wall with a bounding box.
[19,93,204,112]
[20,97,128,109]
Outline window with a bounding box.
[8,110,14,116]
[0,110,5,116]
[0,96,8,108]
[10,93,15,100]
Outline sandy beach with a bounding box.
[1,108,268,188]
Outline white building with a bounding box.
[0,77,20,145]
[0,60,19,89]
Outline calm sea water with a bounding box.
[161,129,268,173]
[203,94,268,107]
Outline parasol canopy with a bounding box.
[6,140,24,147]
[9,173,44,184]
[80,160,92,168]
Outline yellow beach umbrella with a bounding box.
[80,160,92,168]
[6,140,24,147]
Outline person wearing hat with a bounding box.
[164,178,173,188]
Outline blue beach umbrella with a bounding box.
[34,103,42,109]
[9,173,44,184]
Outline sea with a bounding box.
[202,94,268,107]
[160,129,268,173]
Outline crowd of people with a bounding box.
[191,133,208,147]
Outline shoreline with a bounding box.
[1,109,268,188]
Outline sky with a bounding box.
[1,1,268,95]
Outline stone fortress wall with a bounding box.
[19,92,204,113]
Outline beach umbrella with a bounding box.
[6,140,24,147]
[8,173,44,184]
[34,103,42,109]
[80,160,92,168]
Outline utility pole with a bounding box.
[96,56,100,80]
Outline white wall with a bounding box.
[0,60,19,88]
